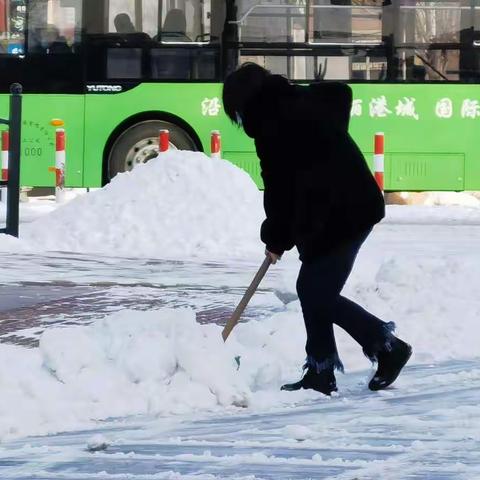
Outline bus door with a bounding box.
[0,0,85,188]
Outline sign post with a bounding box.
[0,83,23,237]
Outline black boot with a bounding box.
[281,368,337,396]
[368,338,412,391]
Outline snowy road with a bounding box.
[1,219,480,479]
[1,359,479,479]
[0,254,286,346]
[1,221,479,346]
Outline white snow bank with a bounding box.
[337,252,480,367]
[0,150,480,256]
[0,233,32,252]
[20,151,264,259]
[1,196,57,225]
[424,191,480,207]
[385,205,480,225]
[394,191,480,207]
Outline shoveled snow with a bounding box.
[20,151,264,259]
[1,237,480,441]
[0,150,480,446]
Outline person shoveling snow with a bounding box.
[223,63,412,395]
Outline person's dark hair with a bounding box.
[222,63,271,124]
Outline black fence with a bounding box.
[0,84,22,238]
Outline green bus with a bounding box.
[1,0,480,191]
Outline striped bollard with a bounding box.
[0,131,8,203]
[159,129,169,153]
[211,130,221,159]
[374,132,385,193]
[53,129,66,203]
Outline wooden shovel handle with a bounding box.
[222,256,272,342]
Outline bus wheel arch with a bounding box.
[103,112,203,184]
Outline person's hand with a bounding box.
[265,249,281,264]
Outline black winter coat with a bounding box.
[242,75,385,262]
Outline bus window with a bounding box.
[0,0,26,55]
[159,0,212,43]
[390,0,471,81]
[236,0,307,43]
[235,1,382,44]
[27,0,82,54]
[235,1,386,81]
[239,52,387,81]
[150,0,220,79]
[84,0,221,81]
[311,0,383,45]
[239,54,346,80]
[109,0,137,33]
[142,0,160,37]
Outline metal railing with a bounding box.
[0,84,23,238]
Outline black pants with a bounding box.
[296,229,395,373]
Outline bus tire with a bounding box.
[107,120,197,180]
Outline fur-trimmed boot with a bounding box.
[281,368,337,396]
[369,338,412,391]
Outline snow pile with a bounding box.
[0,309,251,440]
[0,306,317,441]
[424,191,480,207]
[21,151,264,259]
[0,233,32,253]
[385,205,480,225]
[337,253,480,366]
[393,191,480,207]
[1,195,59,225]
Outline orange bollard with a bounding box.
[159,129,169,153]
[374,132,384,193]
[211,130,221,159]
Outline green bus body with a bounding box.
[1,82,479,191]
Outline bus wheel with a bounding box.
[107,120,197,180]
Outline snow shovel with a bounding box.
[222,255,272,342]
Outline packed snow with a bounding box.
[1,150,480,479]
[1,241,479,441]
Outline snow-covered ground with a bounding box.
[0,152,479,479]
[1,357,478,480]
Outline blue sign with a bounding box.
[7,44,24,55]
